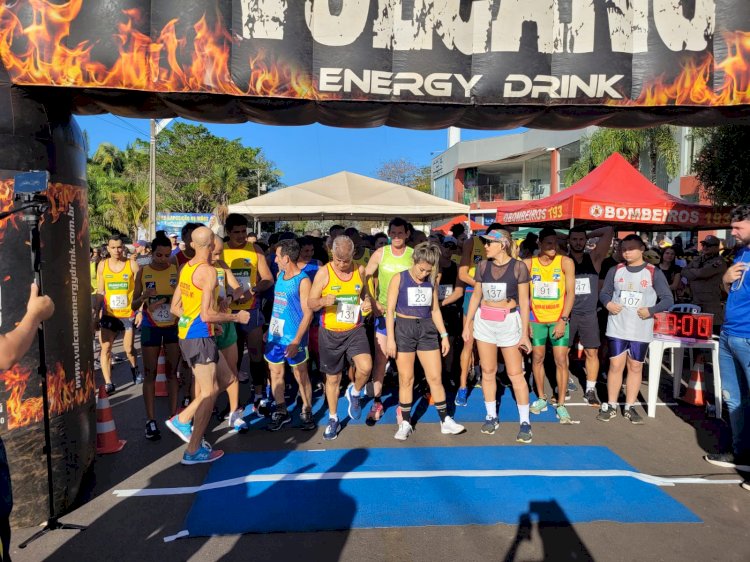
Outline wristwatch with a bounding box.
[560,316,570,323]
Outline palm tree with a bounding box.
[565,126,679,186]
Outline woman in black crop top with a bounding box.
[385,242,465,441]
[463,230,534,443]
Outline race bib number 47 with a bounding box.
[407,286,432,307]
[575,278,591,295]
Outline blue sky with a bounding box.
[77,115,520,186]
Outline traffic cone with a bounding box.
[155,348,168,397]
[96,385,126,454]
[682,354,706,407]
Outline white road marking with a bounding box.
[114,469,742,498]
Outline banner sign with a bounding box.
[0,177,96,525]
[156,212,215,238]
[0,1,749,128]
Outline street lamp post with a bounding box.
[148,118,174,238]
[239,168,267,235]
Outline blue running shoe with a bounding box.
[165,415,192,443]
[516,422,533,443]
[454,387,468,407]
[324,418,340,440]
[346,383,361,419]
[181,445,224,465]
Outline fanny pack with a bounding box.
[480,305,517,322]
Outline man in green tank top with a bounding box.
[364,217,413,423]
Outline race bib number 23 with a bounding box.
[407,286,432,307]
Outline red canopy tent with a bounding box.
[495,153,730,231]
[432,214,485,234]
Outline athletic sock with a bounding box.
[586,380,596,391]
[485,401,497,419]
[608,402,617,411]
[435,401,448,422]
[624,403,632,411]
[329,413,338,422]
[399,403,412,423]
[518,404,530,425]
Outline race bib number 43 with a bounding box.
[407,286,432,307]
[533,281,559,300]
[152,303,172,323]
[619,290,643,308]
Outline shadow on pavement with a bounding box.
[503,500,594,562]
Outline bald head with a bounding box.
[190,226,214,259]
[211,234,224,262]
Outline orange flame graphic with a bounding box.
[0,0,324,99]
[0,362,96,430]
[0,179,19,245]
[615,31,750,106]
[43,182,88,247]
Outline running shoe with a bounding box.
[257,398,273,418]
[623,408,645,425]
[324,418,340,440]
[440,416,465,435]
[366,402,384,425]
[530,397,548,414]
[584,388,601,407]
[268,410,291,431]
[567,379,577,393]
[104,382,116,395]
[741,481,750,492]
[346,383,362,420]
[144,419,161,441]
[596,404,617,422]
[132,368,143,384]
[394,421,413,441]
[481,417,500,435]
[299,410,316,431]
[454,387,468,407]
[516,422,533,444]
[181,445,224,465]
[228,409,249,433]
[165,415,193,443]
[704,453,750,470]
[556,405,574,424]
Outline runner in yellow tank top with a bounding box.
[132,236,180,440]
[167,227,250,465]
[309,235,373,440]
[522,228,577,422]
[222,214,274,401]
[95,234,140,394]
[364,218,412,422]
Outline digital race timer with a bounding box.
[653,311,714,342]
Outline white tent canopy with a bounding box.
[228,171,469,221]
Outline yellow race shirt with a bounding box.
[320,264,365,331]
[529,255,566,323]
[177,262,216,339]
[140,264,178,328]
[222,243,260,310]
[101,259,135,318]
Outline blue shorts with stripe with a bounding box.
[264,341,309,367]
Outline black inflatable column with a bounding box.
[0,84,95,527]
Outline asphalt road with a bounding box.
[7,340,750,562]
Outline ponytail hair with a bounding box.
[412,242,441,285]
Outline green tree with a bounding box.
[376,158,431,192]
[692,125,750,206]
[565,126,679,186]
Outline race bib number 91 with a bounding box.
[407,286,432,307]
[533,281,559,300]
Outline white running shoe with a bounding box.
[394,420,413,441]
[440,416,466,435]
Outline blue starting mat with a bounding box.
[171,446,699,539]
[240,385,561,429]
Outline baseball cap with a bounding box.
[134,239,148,248]
[480,231,505,243]
[168,233,177,239]
[443,236,458,247]
[700,235,720,246]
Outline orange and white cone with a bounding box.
[682,354,706,407]
[96,385,126,454]
[155,348,168,397]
